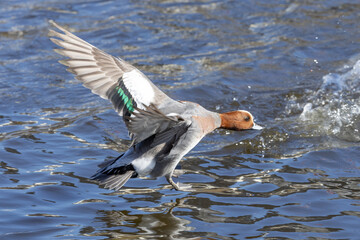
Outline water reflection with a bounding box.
[94,205,193,238]
[68,146,359,238]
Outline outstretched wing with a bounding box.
[49,20,175,120]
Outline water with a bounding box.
[1,0,360,239]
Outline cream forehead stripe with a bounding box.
[238,110,253,117]
[122,70,155,108]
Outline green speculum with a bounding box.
[116,86,134,112]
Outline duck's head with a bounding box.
[219,110,263,131]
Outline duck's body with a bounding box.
[49,21,262,191]
[92,101,221,190]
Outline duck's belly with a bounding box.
[131,156,156,177]
[127,142,166,177]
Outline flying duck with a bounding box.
[49,20,262,191]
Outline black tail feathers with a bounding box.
[91,157,137,191]
[92,170,135,191]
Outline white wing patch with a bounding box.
[123,70,155,108]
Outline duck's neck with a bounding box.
[194,111,222,134]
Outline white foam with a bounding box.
[297,59,360,142]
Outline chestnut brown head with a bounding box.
[219,110,262,131]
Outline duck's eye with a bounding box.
[244,116,250,121]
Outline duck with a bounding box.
[49,20,263,191]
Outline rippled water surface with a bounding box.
[1,0,360,239]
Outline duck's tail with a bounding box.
[91,155,137,191]
[92,170,135,191]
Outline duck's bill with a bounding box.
[251,123,263,130]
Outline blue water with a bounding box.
[1,0,360,239]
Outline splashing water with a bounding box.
[299,60,360,142]
[253,58,360,158]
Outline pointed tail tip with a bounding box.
[91,170,135,192]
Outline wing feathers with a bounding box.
[50,37,91,53]
[50,20,181,143]
[54,48,93,60]
[70,66,100,75]
[59,59,95,67]
[125,105,190,146]
[49,24,94,49]
[77,71,106,80]
[92,82,116,97]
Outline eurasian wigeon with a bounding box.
[49,20,262,191]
